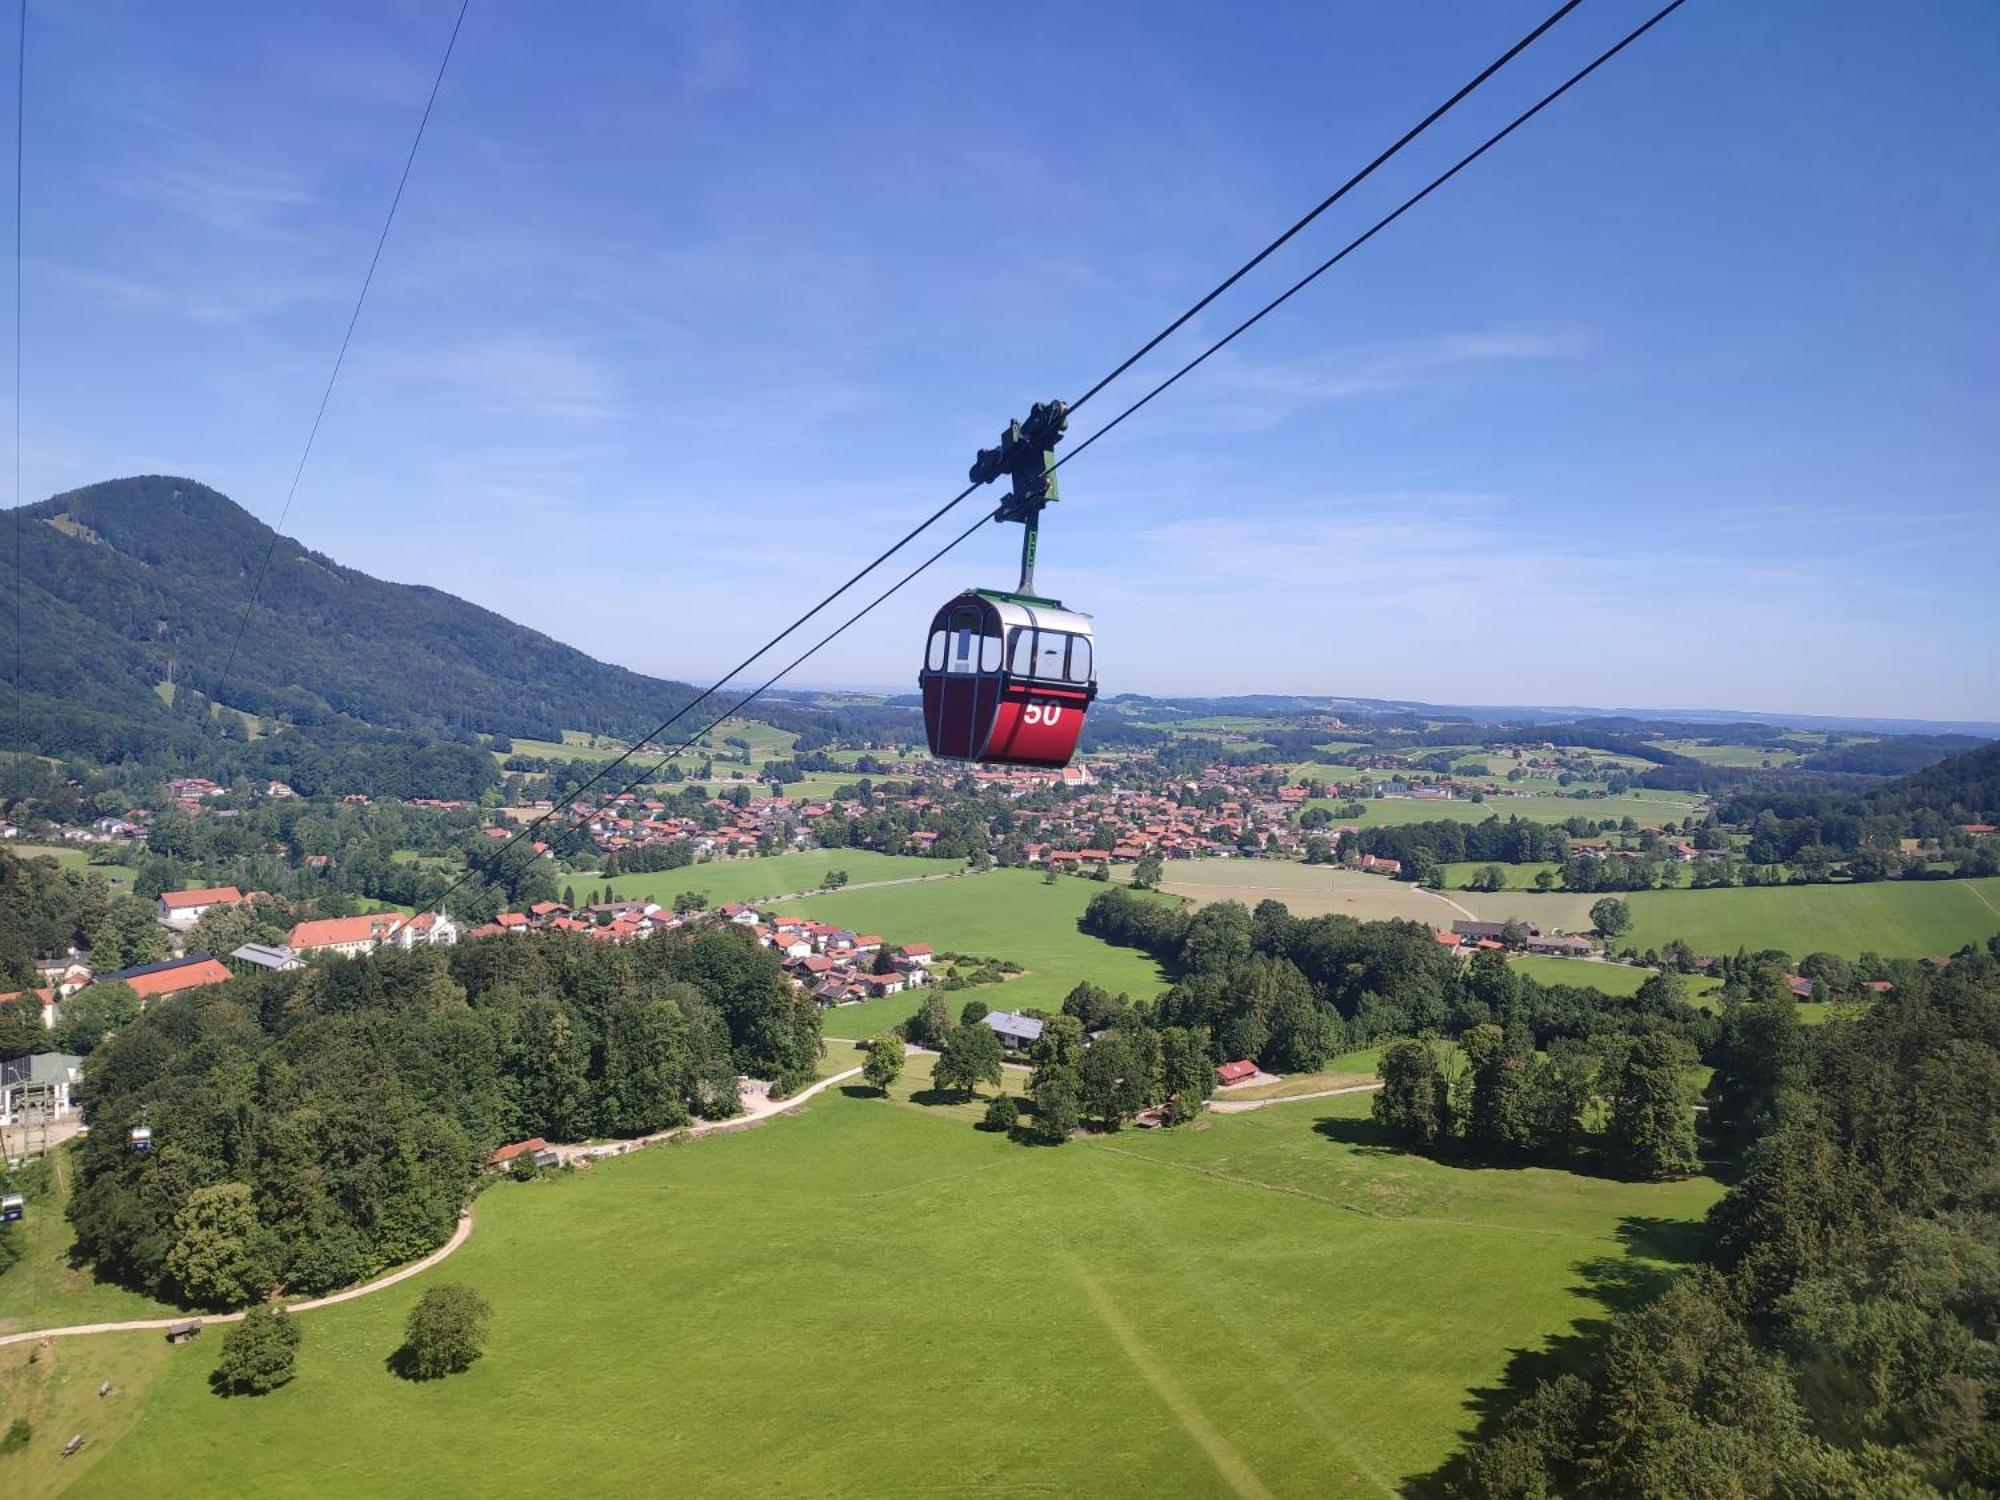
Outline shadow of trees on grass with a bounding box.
[1402,1215,1703,1497]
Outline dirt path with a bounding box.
[0,1209,478,1349]
[552,1065,863,1163]
[1417,887,1479,921]
[1208,1083,1381,1115]
[0,1069,863,1348]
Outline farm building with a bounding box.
[981,1010,1044,1052]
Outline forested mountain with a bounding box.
[1870,736,2000,822]
[1,476,700,755]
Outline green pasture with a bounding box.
[785,869,1174,1010]
[7,844,140,890]
[0,1149,174,1336]
[1454,877,2000,961]
[1647,739,1800,768]
[816,991,924,1040]
[600,850,957,907]
[1441,861,1561,891]
[1507,955,1651,996]
[1620,878,2000,960]
[64,1087,1720,1499]
[1303,789,1704,830]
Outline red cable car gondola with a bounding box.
[919,400,1098,769]
[920,589,1096,767]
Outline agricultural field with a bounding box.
[1440,861,1561,891]
[1302,789,1704,829]
[599,850,956,907]
[1453,877,2000,960]
[8,844,141,891]
[815,992,923,1040]
[1155,858,1455,926]
[56,1089,1720,1499]
[785,869,1173,1010]
[1507,954,1654,995]
[1647,738,1800,768]
[1620,878,2000,960]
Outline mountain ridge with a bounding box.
[3,475,701,755]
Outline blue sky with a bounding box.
[13,0,1998,720]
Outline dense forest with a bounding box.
[1078,887,1714,1066]
[65,925,820,1308]
[1448,956,2000,1497]
[0,476,702,757]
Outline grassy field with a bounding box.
[1647,739,1800,768]
[1621,878,2000,959]
[784,869,1174,1010]
[1156,859,1454,926]
[816,992,923,1040]
[1454,878,2000,960]
[8,844,141,891]
[1507,955,1652,995]
[62,1088,1720,1498]
[1441,861,1561,891]
[0,1151,175,1336]
[1303,790,1704,829]
[600,850,958,907]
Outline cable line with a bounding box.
[385,2,1588,881]
[396,508,992,935]
[1065,0,1583,416]
[209,0,472,720]
[1057,0,1689,471]
[10,0,23,755]
[396,0,1688,932]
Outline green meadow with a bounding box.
[1441,861,1561,891]
[9,844,141,891]
[0,1153,173,1336]
[785,869,1173,1011]
[56,1089,1720,1499]
[599,849,957,907]
[1303,790,1703,829]
[1621,877,2000,959]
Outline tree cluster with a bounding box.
[65,924,818,1307]
[1451,955,2000,1497]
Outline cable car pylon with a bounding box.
[920,401,1097,769]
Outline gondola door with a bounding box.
[921,598,1003,759]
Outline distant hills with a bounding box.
[0,476,700,758]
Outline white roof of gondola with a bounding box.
[958,588,1094,637]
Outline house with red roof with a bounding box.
[95,953,236,1006]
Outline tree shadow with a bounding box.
[1309,1115,1401,1157]
[1402,1214,1701,1497]
[838,1084,886,1101]
[384,1344,433,1382]
[908,1087,970,1108]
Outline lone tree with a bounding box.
[861,1035,904,1095]
[396,1284,492,1380]
[1590,896,1634,940]
[213,1305,301,1396]
[933,1021,1003,1097]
